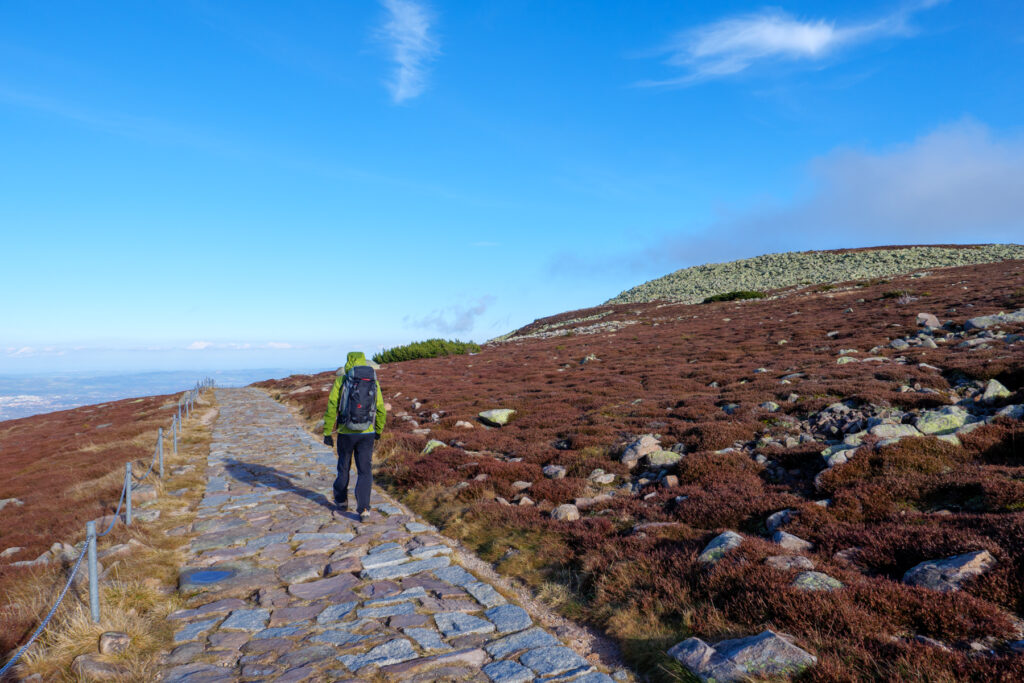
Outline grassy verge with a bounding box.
[4,394,216,680]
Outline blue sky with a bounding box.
[1,0,1022,373]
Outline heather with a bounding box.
[261,256,1024,680]
[0,393,177,652]
[372,338,481,364]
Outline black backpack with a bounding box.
[338,365,377,431]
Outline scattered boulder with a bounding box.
[916,313,940,328]
[661,475,680,488]
[0,498,24,512]
[765,555,814,571]
[551,504,580,521]
[422,440,446,455]
[588,469,616,485]
[667,629,817,682]
[915,406,977,435]
[511,481,533,491]
[792,571,843,592]
[71,654,128,680]
[479,409,516,427]
[620,434,660,469]
[902,550,996,593]
[773,531,813,552]
[454,420,474,429]
[760,401,780,412]
[542,465,567,479]
[765,509,793,533]
[517,496,535,507]
[981,379,1012,404]
[99,631,131,655]
[995,404,1023,420]
[869,423,920,439]
[964,309,1024,330]
[698,531,743,564]
[646,450,682,467]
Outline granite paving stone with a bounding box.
[485,604,533,633]
[435,611,497,637]
[483,659,535,683]
[521,646,592,676]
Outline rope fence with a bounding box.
[0,378,215,678]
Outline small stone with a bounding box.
[792,571,843,591]
[773,531,814,552]
[422,439,446,455]
[697,531,743,564]
[543,464,567,479]
[760,401,780,412]
[620,434,660,469]
[552,504,580,521]
[765,555,814,571]
[98,631,131,655]
[455,420,474,429]
[661,475,679,488]
[765,509,793,532]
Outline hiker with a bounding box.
[323,351,386,521]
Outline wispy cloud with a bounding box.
[186,341,297,351]
[553,120,1024,274]
[406,296,495,335]
[378,0,438,103]
[638,1,945,86]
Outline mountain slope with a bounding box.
[606,243,1024,305]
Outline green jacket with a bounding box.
[324,351,386,436]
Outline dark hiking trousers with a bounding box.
[334,433,374,512]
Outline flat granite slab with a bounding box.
[160,387,616,681]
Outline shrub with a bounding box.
[701,290,765,304]
[372,338,481,364]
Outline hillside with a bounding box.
[606,243,1024,305]
[261,253,1024,681]
[0,394,178,653]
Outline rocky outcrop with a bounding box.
[668,629,817,682]
[902,550,996,592]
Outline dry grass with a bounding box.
[4,394,216,681]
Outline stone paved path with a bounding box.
[162,388,615,682]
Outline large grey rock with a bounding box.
[697,531,743,564]
[647,450,683,467]
[915,406,977,436]
[981,379,1012,404]
[98,631,131,655]
[620,434,660,469]
[667,630,817,682]
[917,313,940,328]
[902,550,996,592]
[995,404,1024,420]
[869,423,921,439]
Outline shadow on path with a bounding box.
[223,458,335,512]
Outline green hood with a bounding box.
[344,351,367,372]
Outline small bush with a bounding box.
[372,338,480,364]
[881,290,910,299]
[702,291,765,304]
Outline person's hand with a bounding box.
[323,435,334,447]
[374,433,381,441]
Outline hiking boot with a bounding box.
[359,509,371,523]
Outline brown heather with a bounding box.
[260,258,1024,681]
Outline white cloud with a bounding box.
[186,341,214,350]
[554,120,1024,274]
[640,1,944,86]
[266,342,293,349]
[378,0,438,103]
[10,346,35,357]
[406,296,495,335]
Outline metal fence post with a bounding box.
[177,401,182,425]
[86,521,99,623]
[125,463,133,526]
[158,427,164,478]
